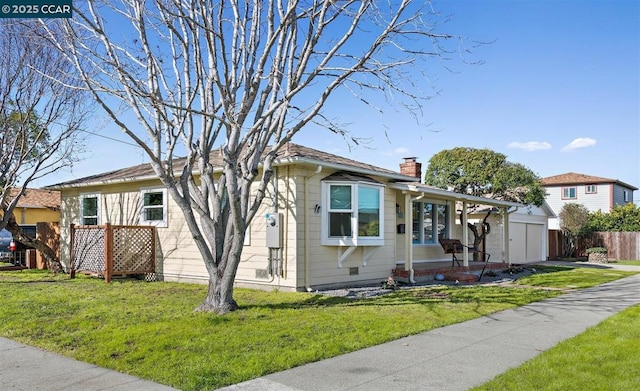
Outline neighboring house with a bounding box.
[2,188,61,225]
[541,172,637,230]
[48,143,535,292]
[0,188,61,267]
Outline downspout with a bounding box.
[304,166,322,292]
[282,166,290,279]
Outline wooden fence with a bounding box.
[36,222,60,269]
[548,230,640,261]
[70,223,156,282]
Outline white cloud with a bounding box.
[507,141,552,151]
[381,146,411,157]
[562,137,597,151]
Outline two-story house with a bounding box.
[541,172,637,229]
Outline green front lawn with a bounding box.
[0,267,636,391]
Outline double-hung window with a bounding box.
[562,187,577,200]
[140,188,168,227]
[80,194,100,225]
[412,201,449,244]
[322,179,384,246]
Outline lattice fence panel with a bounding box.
[112,226,155,274]
[72,227,106,274]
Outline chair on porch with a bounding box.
[438,238,492,280]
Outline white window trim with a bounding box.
[140,188,168,228]
[562,186,577,200]
[412,200,450,245]
[320,181,384,246]
[79,193,101,226]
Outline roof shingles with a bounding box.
[541,172,637,190]
[47,143,412,189]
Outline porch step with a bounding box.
[391,262,509,282]
[443,272,479,283]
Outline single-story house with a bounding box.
[47,143,540,291]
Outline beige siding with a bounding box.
[60,162,518,291]
[59,175,301,291]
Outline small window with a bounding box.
[80,194,100,225]
[623,190,629,202]
[321,180,384,246]
[562,187,577,200]
[140,188,168,227]
[585,184,597,194]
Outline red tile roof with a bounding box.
[9,188,61,210]
[541,172,637,190]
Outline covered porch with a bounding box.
[390,182,522,284]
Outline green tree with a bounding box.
[424,147,545,205]
[559,203,590,257]
[588,203,640,232]
[424,147,545,257]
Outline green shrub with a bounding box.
[586,247,607,254]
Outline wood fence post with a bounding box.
[69,224,76,279]
[104,223,113,283]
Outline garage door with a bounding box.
[510,222,544,262]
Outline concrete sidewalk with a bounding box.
[223,271,640,391]
[0,263,638,391]
[0,337,178,390]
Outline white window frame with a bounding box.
[623,190,629,202]
[585,184,597,194]
[140,188,168,228]
[321,181,384,246]
[562,187,577,200]
[79,193,100,226]
[412,200,450,245]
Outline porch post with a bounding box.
[462,201,469,267]
[503,207,510,264]
[404,193,414,283]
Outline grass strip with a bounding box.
[473,304,640,391]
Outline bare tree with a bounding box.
[50,0,469,313]
[0,19,88,270]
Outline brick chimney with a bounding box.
[400,157,422,180]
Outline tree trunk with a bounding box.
[195,275,238,315]
[5,216,62,272]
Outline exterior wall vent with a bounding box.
[349,267,359,276]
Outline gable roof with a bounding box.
[9,188,61,210]
[541,172,637,190]
[46,143,415,189]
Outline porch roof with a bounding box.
[389,182,523,209]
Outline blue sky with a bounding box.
[39,0,639,191]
